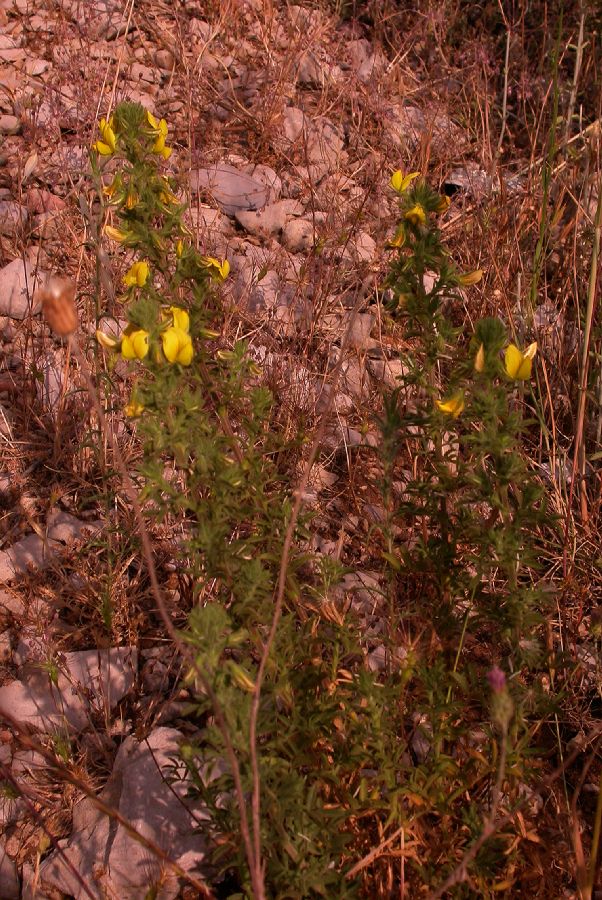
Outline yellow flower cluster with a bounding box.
[504,342,537,381]
[92,110,172,160]
[436,392,465,418]
[200,256,230,280]
[146,111,172,160]
[390,169,420,194]
[161,305,193,365]
[96,304,194,367]
[92,117,116,156]
[437,341,538,418]
[123,260,149,288]
[388,169,450,245]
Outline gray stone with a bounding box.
[0,589,23,617]
[0,201,27,236]
[349,231,376,263]
[348,312,375,349]
[298,51,323,87]
[41,727,213,899]
[155,48,175,70]
[282,218,314,252]
[0,115,19,135]
[0,511,101,582]
[321,424,379,453]
[282,106,306,143]
[24,58,49,76]
[366,356,410,389]
[0,646,138,733]
[0,843,19,900]
[191,162,278,216]
[384,103,465,156]
[235,199,304,238]
[0,533,61,583]
[46,510,102,544]
[348,38,379,83]
[0,630,11,663]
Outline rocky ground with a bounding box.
[0,0,599,897]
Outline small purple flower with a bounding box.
[487,665,506,693]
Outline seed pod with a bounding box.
[40,276,78,337]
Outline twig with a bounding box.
[567,172,602,526]
[496,20,511,158]
[563,5,586,150]
[345,825,405,880]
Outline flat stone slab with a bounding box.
[0,256,45,319]
[0,646,137,732]
[41,727,213,899]
[0,511,102,583]
[190,161,279,215]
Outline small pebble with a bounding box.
[155,48,175,70]
[0,115,19,135]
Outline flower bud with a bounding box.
[488,666,514,732]
[39,276,78,337]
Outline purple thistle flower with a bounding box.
[487,665,506,693]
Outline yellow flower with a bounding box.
[199,256,230,280]
[92,117,116,155]
[504,342,537,381]
[387,225,405,248]
[474,343,485,373]
[162,327,193,365]
[125,188,139,209]
[121,326,150,360]
[434,195,451,214]
[146,111,171,159]
[436,391,465,418]
[176,239,184,257]
[124,399,144,418]
[146,110,162,130]
[123,261,150,288]
[159,178,179,205]
[104,225,131,243]
[96,329,119,350]
[390,169,420,194]
[103,175,122,200]
[404,204,427,227]
[458,269,483,286]
[167,305,189,332]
